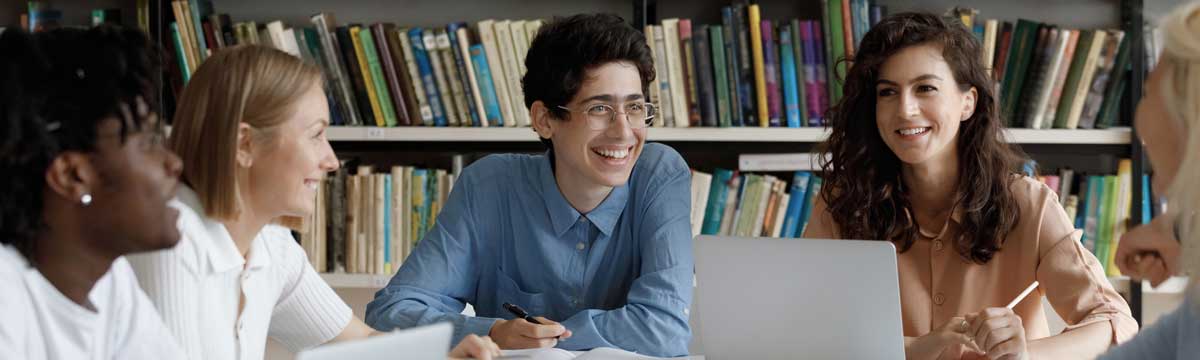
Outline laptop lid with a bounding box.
[693,236,904,360]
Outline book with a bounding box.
[825,0,846,104]
[1082,175,1104,252]
[312,14,362,125]
[779,171,813,238]
[983,20,999,72]
[436,30,472,127]
[710,25,733,128]
[733,4,757,126]
[1109,159,1133,276]
[802,21,825,126]
[645,25,664,127]
[718,175,742,236]
[1000,20,1040,126]
[695,25,719,127]
[359,28,399,127]
[1078,31,1125,129]
[478,20,516,127]
[663,19,689,127]
[373,24,412,126]
[336,26,376,126]
[1064,31,1109,129]
[762,19,783,127]
[408,28,449,127]
[1016,25,1054,128]
[1053,30,1095,129]
[1028,28,1070,129]
[747,6,769,127]
[494,20,529,127]
[448,23,483,127]
[381,25,420,126]
[680,20,702,127]
[425,29,459,126]
[691,171,713,236]
[470,44,504,126]
[720,7,744,127]
[1096,31,1132,129]
[652,25,676,127]
[840,0,854,58]
[780,24,803,128]
[702,169,735,235]
[789,18,809,128]
[188,0,213,60]
[797,176,823,236]
[169,23,191,83]
[397,28,433,125]
[1095,175,1118,273]
[351,26,386,126]
[1042,30,1080,127]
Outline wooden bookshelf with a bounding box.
[327,126,1133,144]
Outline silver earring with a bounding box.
[81,194,93,206]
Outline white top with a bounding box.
[0,244,186,360]
[127,186,352,360]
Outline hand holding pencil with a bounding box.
[964,281,1038,360]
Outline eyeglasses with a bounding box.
[556,102,657,130]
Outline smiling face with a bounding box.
[874,44,977,167]
[86,110,184,253]
[244,84,339,219]
[541,61,647,189]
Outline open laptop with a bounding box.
[692,236,904,360]
[296,322,452,360]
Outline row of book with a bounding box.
[641,0,884,128]
[298,158,462,275]
[953,9,1133,130]
[18,1,145,32]
[165,0,544,129]
[689,169,825,239]
[1041,159,1149,276]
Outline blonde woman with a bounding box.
[1101,2,1200,358]
[126,45,499,360]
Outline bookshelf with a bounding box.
[327,126,1134,144]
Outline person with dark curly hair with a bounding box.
[365,13,694,357]
[0,26,186,359]
[803,12,1136,359]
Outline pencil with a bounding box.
[1006,281,1040,309]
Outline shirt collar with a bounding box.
[537,152,629,237]
[176,185,271,273]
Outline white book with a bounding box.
[690,171,713,237]
[982,20,998,71]
[510,20,530,76]
[495,20,529,127]
[268,21,300,56]
[437,31,472,127]
[426,30,460,127]
[359,174,371,274]
[1043,30,1079,125]
[771,193,791,238]
[391,167,405,271]
[397,30,433,125]
[401,167,414,260]
[478,20,516,127]
[749,176,776,237]
[652,25,675,127]
[1065,31,1107,129]
[456,27,489,128]
[1029,29,1069,129]
[374,174,386,275]
[738,153,827,172]
[662,19,690,127]
[525,20,543,43]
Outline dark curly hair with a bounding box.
[0,26,160,260]
[522,13,656,149]
[815,12,1026,264]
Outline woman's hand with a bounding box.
[1116,216,1180,287]
[449,334,502,360]
[905,316,979,359]
[965,308,1028,360]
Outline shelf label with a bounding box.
[366,128,385,139]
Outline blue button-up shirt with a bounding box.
[365,143,694,357]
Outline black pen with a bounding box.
[502,302,561,339]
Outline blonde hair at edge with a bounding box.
[169,45,323,229]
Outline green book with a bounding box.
[1095,175,1119,273]
[1054,30,1095,129]
[1000,20,1040,126]
[1096,34,1131,128]
[710,25,733,127]
[358,29,399,127]
[170,23,191,83]
[826,0,846,103]
[734,174,763,237]
[1081,176,1103,252]
[790,18,809,127]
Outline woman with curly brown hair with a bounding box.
[803,12,1136,359]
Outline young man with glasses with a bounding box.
[365,13,693,357]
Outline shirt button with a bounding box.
[579,217,588,223]
[576,242,585,251]
[933,293,946,305]
[933,240,944,251]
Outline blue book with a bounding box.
[189,0,212,61]
[447,23,482,127]
[974,24,985,43]
[469,44,504,126]
[1141,174,1152,224]
[779,25,803,128]
[1022,160,1038,177]
[797,176,823,236]
[869,5,885,26]
[1082,176,1104,251]
[407,28,448,126]
[170,23,191,83]
[1075,176,1090,229]
[721,7,744,127]
[701,169,735,235]
[383,175,392,271]
[780,171,812,237]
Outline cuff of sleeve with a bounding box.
[1064,312,1139,344]
[558,309,612,351]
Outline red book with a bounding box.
[994,22,1014,80]
[841,0,854,58]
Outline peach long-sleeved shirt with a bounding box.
[803,177,1137,343]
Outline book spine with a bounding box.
[695,25,718,128]
[359,29,398,127]
[456,26,490,127]
[478,20,516,127]
[336,26,375,126]
[762,20,783,127]
[734,4,757,126]
[841,0,854,58]
[470,44,504,126]
[383,27,422,125]
[797,177,823,236]
[188,0,208,60]
[495,21,528,127]
[663,19,689,127]
[1096,34,1131,129]
[779,171,812,238]
[680,20,702,127]
[780,24,802,128]
[802,21,824,126]
[790,19,809,128]
[748,6,769,127]
[710,25,732,128]
[437,30,471,127]
[448,24,482,127]
[425,30,458,127]
[170,22,191,83]
[373,24,411,126]
[825,0,845,104]
[653,25,675,127]
[645,25,663,127]
[720,7,744,127]
[1079,31,1124,129]
[409,28,449,127]
[1044,30,1080,127]
[702,169,734,235]
[398,30,433,125]
[351,27,386,126]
